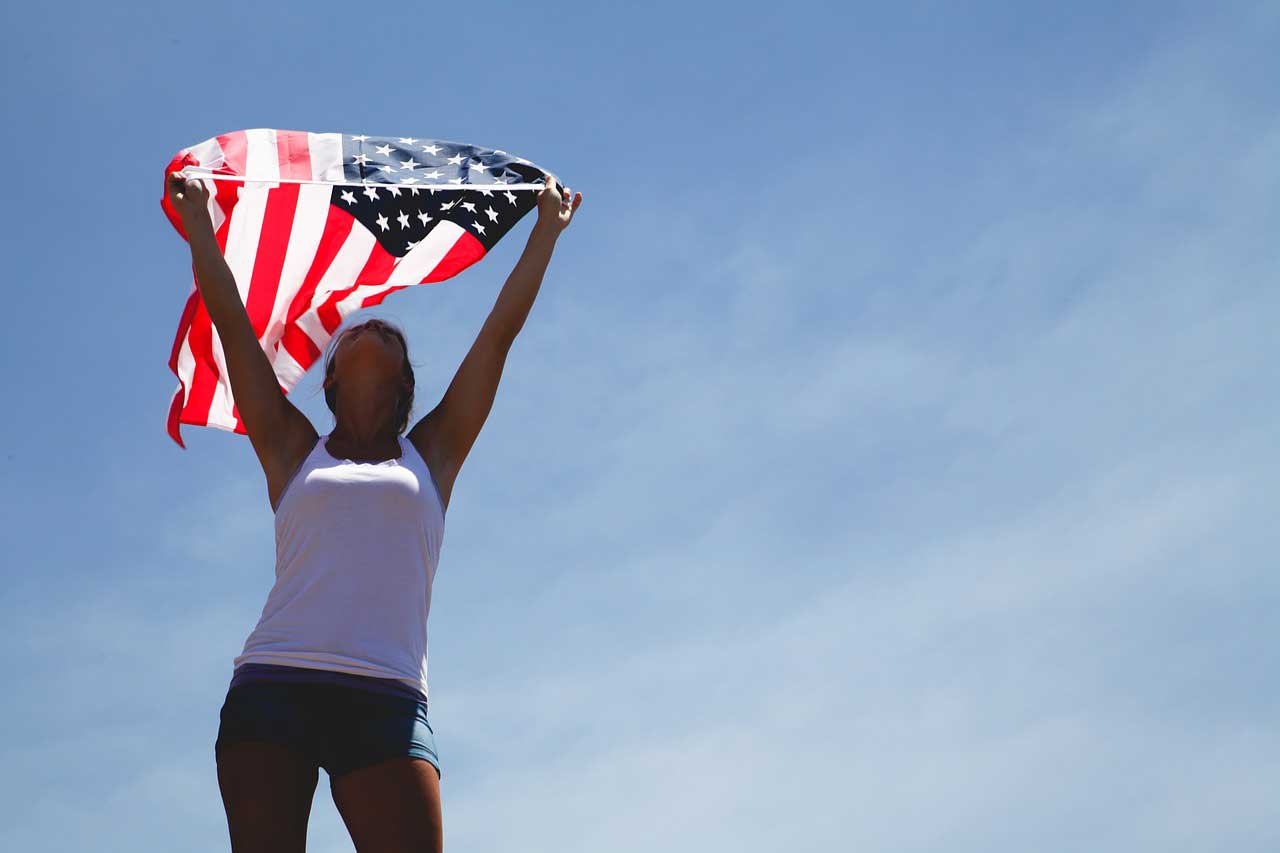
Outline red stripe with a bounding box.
[275,204,363,376]
[359,284,410,309]
[350,232,485,311]
[317,242,397,334]
[168,287,201,374]
[422,230,486,283]
[243,184,299,337]
[276,130,313,180]
[166,385,187,448]
[281,323,321,371]
[216,130,249,175]
[182,298,219,437]
[285,205,356,327]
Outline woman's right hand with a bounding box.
[166,171,212,230]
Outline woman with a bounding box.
[165,168,582,853]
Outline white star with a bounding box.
[448,177,465,185]
[410,187,421,195]
[473,221,486,235]
[376,213,390,232]
[352,153,370,166]
[420,143,441,156]
[503,191,517,205]
[461,201,477,213]
[446,153,466,165]
[424,170,442,180]
[363,186,380,200]
[417,211,432,226]
[380,164,395,173]
[388,186,402,197]
[340,190,356,204]
[477,187,494,197]
[469,160,487,173]
[440,200,456,210]
[399,177,419,185]
[405,239,420,252]
[484,206,499,222]
[351,134,370,142]
[397,211,410,228]
[399,137,417,144]
[376,144,394,157]
[400,158,418,171]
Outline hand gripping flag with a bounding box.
[159,128,552,448]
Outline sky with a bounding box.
[2,1,1277,850]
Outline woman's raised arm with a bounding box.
[166,173,317,508]
[408,177,583,507]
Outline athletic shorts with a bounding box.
[214,679,441,780]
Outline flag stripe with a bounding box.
[266,183,333,354]
[277,129,313,181]
[307,132,345,182]
[216,130,250,175]
[209,182,271,429]
[318,241,397,334]
[423,229,487,283]
[294,220,377,350]
[244,184,298,337]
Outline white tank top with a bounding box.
[233,432,446,700]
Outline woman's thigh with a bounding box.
[321,688,442,851]
[215,682,324,852]
[330,755,442,853]
[216,740,319,853]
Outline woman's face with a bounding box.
[333,325,405,397]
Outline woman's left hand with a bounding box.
[536,175,583,233]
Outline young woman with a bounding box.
[165,169,582,853]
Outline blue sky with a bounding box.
[2,1,1278,850]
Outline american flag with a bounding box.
[159,128,551,448]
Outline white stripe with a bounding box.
[330,222,465,322]
[329,221,466,321]
[385,220,466,285]
[307,132,345,182]
[273,346,309,389]
[319,231,478,422]
[203,326,239,429]
[264,183,332,365]
[244,128,281,182]
[187,136,225,170]
[293,224,378,353]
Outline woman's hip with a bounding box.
[215,680,440,780]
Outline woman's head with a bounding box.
[322,318,415,434]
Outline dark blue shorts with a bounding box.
[215,679,440,780]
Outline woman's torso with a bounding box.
[232,432,446,702]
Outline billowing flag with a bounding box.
[159,128,551,447]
